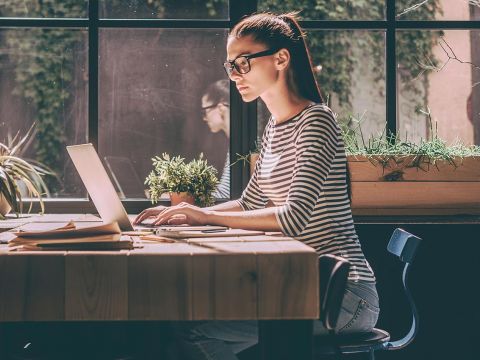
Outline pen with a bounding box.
[201,229,227,233]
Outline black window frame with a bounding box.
[1,0,479,214]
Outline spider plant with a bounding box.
[0,124,50,218]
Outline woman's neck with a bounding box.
[261,84,313,125]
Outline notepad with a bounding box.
[13,221,121,239]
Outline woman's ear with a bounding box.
[275,48,291,71]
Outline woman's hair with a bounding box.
[204,79,230,105]
[230,12,323,104]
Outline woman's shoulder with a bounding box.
[301,103,336,120]
[296,103,338,130]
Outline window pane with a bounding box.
[397,30,480,145]
[0,28,88,198]
[99,29,229,200]
[257,0,385,20]
[99,0,228,19]
[0,1,88,18]
[258,30,386,154]
[396,0,477,21]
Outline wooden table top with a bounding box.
[0,214,319,322]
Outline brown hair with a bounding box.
[230,12,323,104]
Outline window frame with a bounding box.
[0,0,479,214]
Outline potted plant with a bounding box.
[342,110,480,215]
[145,153,219,207]
[0,126,50,219]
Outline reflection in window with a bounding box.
[0,0,87,18]
[98,29,229,199]
[0,28,88,198]
[99,0,228,19]
[397,29,480,145]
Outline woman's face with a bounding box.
[201,95,227,133]
[226,35,280,103]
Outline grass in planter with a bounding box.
[340,108,480,178]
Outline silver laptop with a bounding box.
[67,143,138,231]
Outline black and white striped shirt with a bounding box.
[214,152,230,199]
[237,103,375,282]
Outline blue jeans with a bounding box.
[174,281,379,360]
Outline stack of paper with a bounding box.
[9,221,134,251]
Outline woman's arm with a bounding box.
[203,200,243,212]
[149,203,283,231]
[207,207,282,232]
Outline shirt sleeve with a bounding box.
[275,108,340,237]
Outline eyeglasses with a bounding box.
[223,48,278,78]
[201,103,228,116]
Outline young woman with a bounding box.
[201,79,230,199]
[134,11,379,360]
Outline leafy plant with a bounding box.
[0,125,51,218]
[145,153,218,207]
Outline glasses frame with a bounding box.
[223,48,278,78]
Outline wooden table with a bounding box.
[0,214,319,359]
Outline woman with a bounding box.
[201,79,230,199]
[134,11,379,360]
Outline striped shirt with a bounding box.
[236,103,375,282]
[213,152,230,199]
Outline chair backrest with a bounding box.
[319,254,351,332]
[384,228,422,351]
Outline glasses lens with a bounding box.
[234,57,250,74]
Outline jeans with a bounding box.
[174,281,379,360]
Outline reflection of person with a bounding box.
[135,12,378,359]
[201,79,230,198]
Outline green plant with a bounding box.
[341,108,480,177]
[0,125,51,218]
[145,153,218,207]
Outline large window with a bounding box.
[1,0,479,212]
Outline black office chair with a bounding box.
[314,228,422,360]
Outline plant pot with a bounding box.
[169,192,195,206]
[347,155,480,215]
[0,193,11,217]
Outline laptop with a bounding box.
[67,144,229,234]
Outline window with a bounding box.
[1,0,479,213]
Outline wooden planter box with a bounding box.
[348,155,480,215]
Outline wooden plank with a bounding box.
[65,253,128,320]
[128,254,192,320]
[351,182,480,208]
[192,254,257,320]
[0,254,65,321]
[258,253,318,320]
[348,156,480,181]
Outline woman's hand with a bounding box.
[149,202,212,226]
[133,205,168,225]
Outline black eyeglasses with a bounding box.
[223,48,278,78]
[201,103,228,116]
